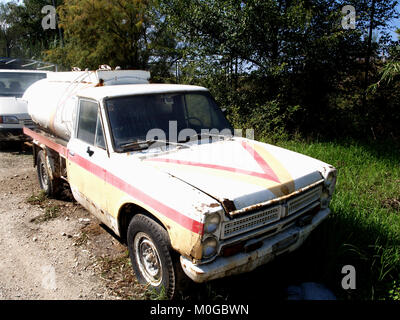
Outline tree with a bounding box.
[0,3,14,57]
[370,29,400,89]
[161,1,368,135]
[337,0,399,111]
[45,0,179,73]
[0,0,63,59]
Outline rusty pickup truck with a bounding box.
[23,70,337,298]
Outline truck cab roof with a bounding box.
[77,83,209,101]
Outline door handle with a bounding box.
[87,146,94,157]
[68,150,75,157]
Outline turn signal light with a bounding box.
[221,242,245,257]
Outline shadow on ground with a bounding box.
[0,141,33,155]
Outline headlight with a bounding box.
[321,191,330,208]
[326,173,334,185]
[0,116,19,124]
[202,236,218,259]
[204,213,221,234]
[325,171,336,187]
[323,168,337,197]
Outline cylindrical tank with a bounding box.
[23,78,94,141]
[23,70,150,141]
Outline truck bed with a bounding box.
[23,127,68,157]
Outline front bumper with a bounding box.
[180,208,330,283]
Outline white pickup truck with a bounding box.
[23,69,337,298]
[0,69,49,142]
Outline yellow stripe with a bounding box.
[253,144,295,195]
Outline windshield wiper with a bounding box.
[119,140,157,151]
[120,139,190,151]
[179,132,233,143]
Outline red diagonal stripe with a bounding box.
[241,141,280,183]
[148,158,272,180]
[147,141,281,184]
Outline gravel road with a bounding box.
[0,143,146,300]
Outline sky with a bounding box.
[389,4,400,40]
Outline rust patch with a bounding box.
[189,236,203,261]
[280,185,290,195]
[194,202,222,213]
[222,199,237,213]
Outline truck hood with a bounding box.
[142,138,327,211]
[0,97,30,118]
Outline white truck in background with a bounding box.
[0,69,49,142]
[23,69,337,298]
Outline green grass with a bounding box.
[27,191,62,223]
[30,205,61,223]
[27,190,47,205]
[176,138,399,301]
[270,138,400,300]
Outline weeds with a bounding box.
[146,286,168,300]
[26,190,47,205]
[96,252,149,300]
[389,281,400,300]
[274,139,400,300]
[30,205,61,223]
[27,190,64,223]
[74,231,89,247]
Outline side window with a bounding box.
[185,94,214,127]
[95,116,106,149]
[77,100,105,149]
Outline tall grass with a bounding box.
[272,138,400,300]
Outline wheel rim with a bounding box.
[39,162,49,189]
[134,232,163,286]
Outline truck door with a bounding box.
[67,98,109,215]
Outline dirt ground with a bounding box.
[0,142,148,300]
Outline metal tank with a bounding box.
[22,70,150,141]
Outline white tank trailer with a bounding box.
[23,70,150,141]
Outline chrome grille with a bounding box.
[222,206,280,239]
[287,186,322,216]
[221,184,323,240]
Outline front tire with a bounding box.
[127,214,179,299]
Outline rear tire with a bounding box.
[127,214,182,299]
[37,150,60,197]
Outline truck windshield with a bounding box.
[105,91,233,152]
[0,72,47,98]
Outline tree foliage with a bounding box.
[45,0,180,73]
[158,0,400,140]
[1,0,400,140]
[0,0,62,59]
